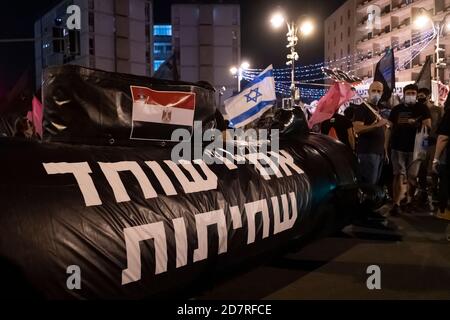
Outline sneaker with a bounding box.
[390,204,402,216]
[436,210,450,221]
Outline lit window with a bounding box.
[154,60,165,71]
[154,25,172,36]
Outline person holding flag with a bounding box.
[223,65,276,128]
[352,81,389,186]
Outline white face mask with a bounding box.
[404,95,417,105]
[369,93,381,104]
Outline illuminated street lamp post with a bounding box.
[230,61,250,92]
[415,8,450,82]
[270,12,314,103]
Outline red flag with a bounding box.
[308,82,355,128]
[30,96,43,138]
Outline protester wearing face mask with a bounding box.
[352,81,388,186]
[385,84,431,216]
[416,88,443,210]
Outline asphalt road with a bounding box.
[196,206,450,300]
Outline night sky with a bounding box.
[0,0,345,97]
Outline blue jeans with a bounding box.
[358,153,383,185]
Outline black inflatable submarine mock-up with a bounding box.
[0,65,361,299]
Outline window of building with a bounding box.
[89,38,95,55]
[347,44,350,55]
[154,43,172,55]
[153,25,172,36]
[333,53,336,61]
[154,60,165,71]
[232,7,239,25]
[154,45,163,54]
[334,21,336,29]
[340,16,343,25]
[89,12,94,33]
[340,49,343,58]
[341,32,343,41]
[348,9,351,19]
[348,26,351,37]
[334,37,336,46]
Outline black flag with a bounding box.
[415,56,432,92]
[374,48,395,102]
[153,52,179,81]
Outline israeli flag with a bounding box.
[224,65,276,128]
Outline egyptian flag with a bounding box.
[130,86,196,141]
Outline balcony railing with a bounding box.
[357,0,374,10]
[356,38,416,64]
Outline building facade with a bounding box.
[35,0,153,88]
[325,0,450,84]
[171,4,241,100]
[153,25,173,73]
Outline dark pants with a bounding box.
[358,153,383,185]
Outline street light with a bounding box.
[414,8,450,82]
[269,12,314,104]
[230,61,250,92]
[300,20,314,37]
[270,12,285,29]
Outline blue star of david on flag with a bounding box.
[223,65,276,128]
[244,87,263,103]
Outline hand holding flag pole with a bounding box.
[322,67,389,128]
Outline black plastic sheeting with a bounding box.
[0,65,360,299]
[42,65,217,146]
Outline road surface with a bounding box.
[196,206,450,300]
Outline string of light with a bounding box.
[243,28,435,78]
[242,30,436,85]
[240,27,437,100]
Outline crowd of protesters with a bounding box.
[318,81,450,221]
